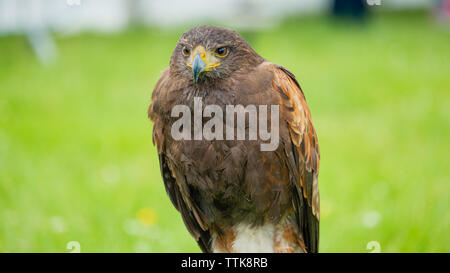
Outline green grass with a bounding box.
[0,12,449,252]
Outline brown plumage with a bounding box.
[148,25,320,253]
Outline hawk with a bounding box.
[148,26,320,253]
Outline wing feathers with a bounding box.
[270,64,320,252]
[149,68,212,252]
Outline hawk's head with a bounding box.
[170,25,264,84]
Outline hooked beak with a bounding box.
[192,54,207,84]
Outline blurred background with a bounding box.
[0,0,449,253]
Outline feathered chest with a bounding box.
[160,86,246,192]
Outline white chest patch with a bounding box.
[231,223,275,253]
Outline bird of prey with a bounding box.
[148,25,320,253]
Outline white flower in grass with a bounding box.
[362,210,381,228]
[49,216,66,233]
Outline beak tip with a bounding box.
[192,54,206,84]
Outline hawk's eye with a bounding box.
[215,47,229,58]
[182,46,190,57]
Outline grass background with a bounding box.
[0,11,449,252]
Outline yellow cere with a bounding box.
[187,45,221,71]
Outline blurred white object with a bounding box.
[0,0,434,36]
[26,28,58,65]
[362,210,382,228]
[0,0,130,35]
